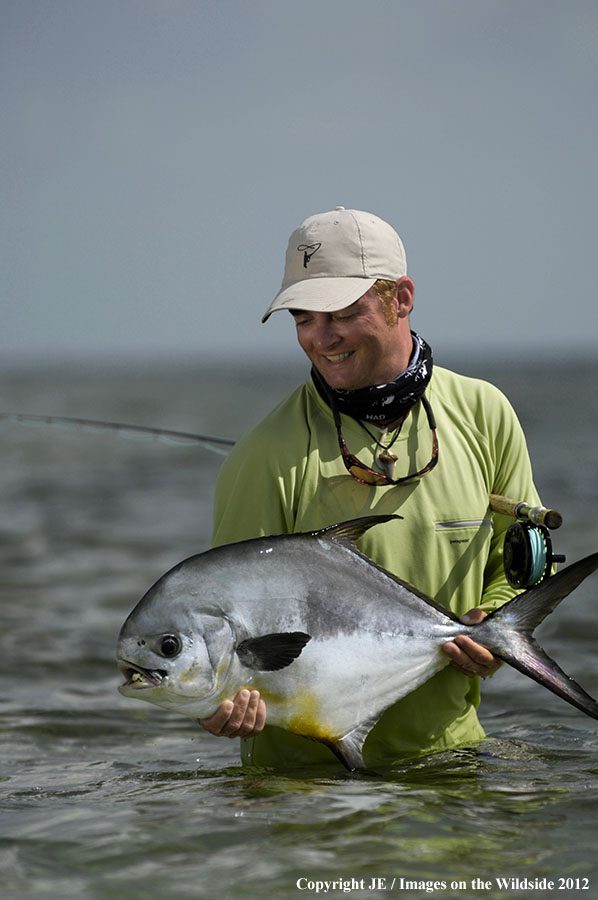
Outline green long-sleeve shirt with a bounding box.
[212,366,540,768]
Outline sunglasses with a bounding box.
[332,394,438,486]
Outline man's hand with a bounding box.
[442,608,502,679]
[198,689,266,738]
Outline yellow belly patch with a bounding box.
[284,689,338,743]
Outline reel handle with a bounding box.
[490,494,563,530]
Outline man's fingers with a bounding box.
[254,697,267,732]
[460,608,487,626]
[442,640,476,676]
[198,689,266,738]
[453,635,497,670]
[199,698,236,735]
[441,607,502,678]
[235,690,265,738]
[222,689,253,736]
[442,632,501,679]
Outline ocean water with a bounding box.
[1,355,597,900]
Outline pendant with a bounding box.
[378,451,398,480]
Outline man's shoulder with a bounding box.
[431,365,510,407]
[430,365,521,445]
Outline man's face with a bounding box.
[291,288,407,390]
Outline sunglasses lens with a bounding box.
[349,465,386,486]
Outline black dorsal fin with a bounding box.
[313,514,402,546]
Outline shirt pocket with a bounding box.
[432,519,495,608]
[435,518,493,535]
[434,518,494,553]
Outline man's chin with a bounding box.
[317,360,364,391]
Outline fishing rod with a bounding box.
[489,494,563,530]
[0,413,236,457]
[490,493,566,588]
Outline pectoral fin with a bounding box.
[236,632,311,671]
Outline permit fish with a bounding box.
[117,515,598,771]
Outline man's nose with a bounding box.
[312,317,339,350]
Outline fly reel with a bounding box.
[503,522,566,588]
[490,494,566,589]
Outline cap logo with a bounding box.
[297,242,321,268]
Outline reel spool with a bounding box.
[503,522,566,588]
[490,494,566,589]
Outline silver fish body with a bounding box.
[117,515,598,771]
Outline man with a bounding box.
[200,207,540,769]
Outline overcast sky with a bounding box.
[2,0,597,365]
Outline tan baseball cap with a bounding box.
[261,207,407,322]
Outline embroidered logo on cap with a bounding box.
[297,243,321,268]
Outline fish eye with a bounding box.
[159,634,182,658]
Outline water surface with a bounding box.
[1,357,597,899]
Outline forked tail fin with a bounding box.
[474,553,598,719]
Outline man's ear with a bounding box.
[395,277,415,318]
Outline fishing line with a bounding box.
[0,413,235,457]
[528,526,549,585]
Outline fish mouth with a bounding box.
[117,660,167,690]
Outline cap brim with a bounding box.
[261,276,378,323]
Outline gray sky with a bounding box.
[2,0,597,365]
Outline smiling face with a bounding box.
[291,278,415,390]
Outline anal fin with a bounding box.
[327,717,380,775]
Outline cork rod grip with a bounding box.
[489,494,563,530]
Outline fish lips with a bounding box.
[117,660,168,693]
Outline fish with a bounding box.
[116,514,598,772]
